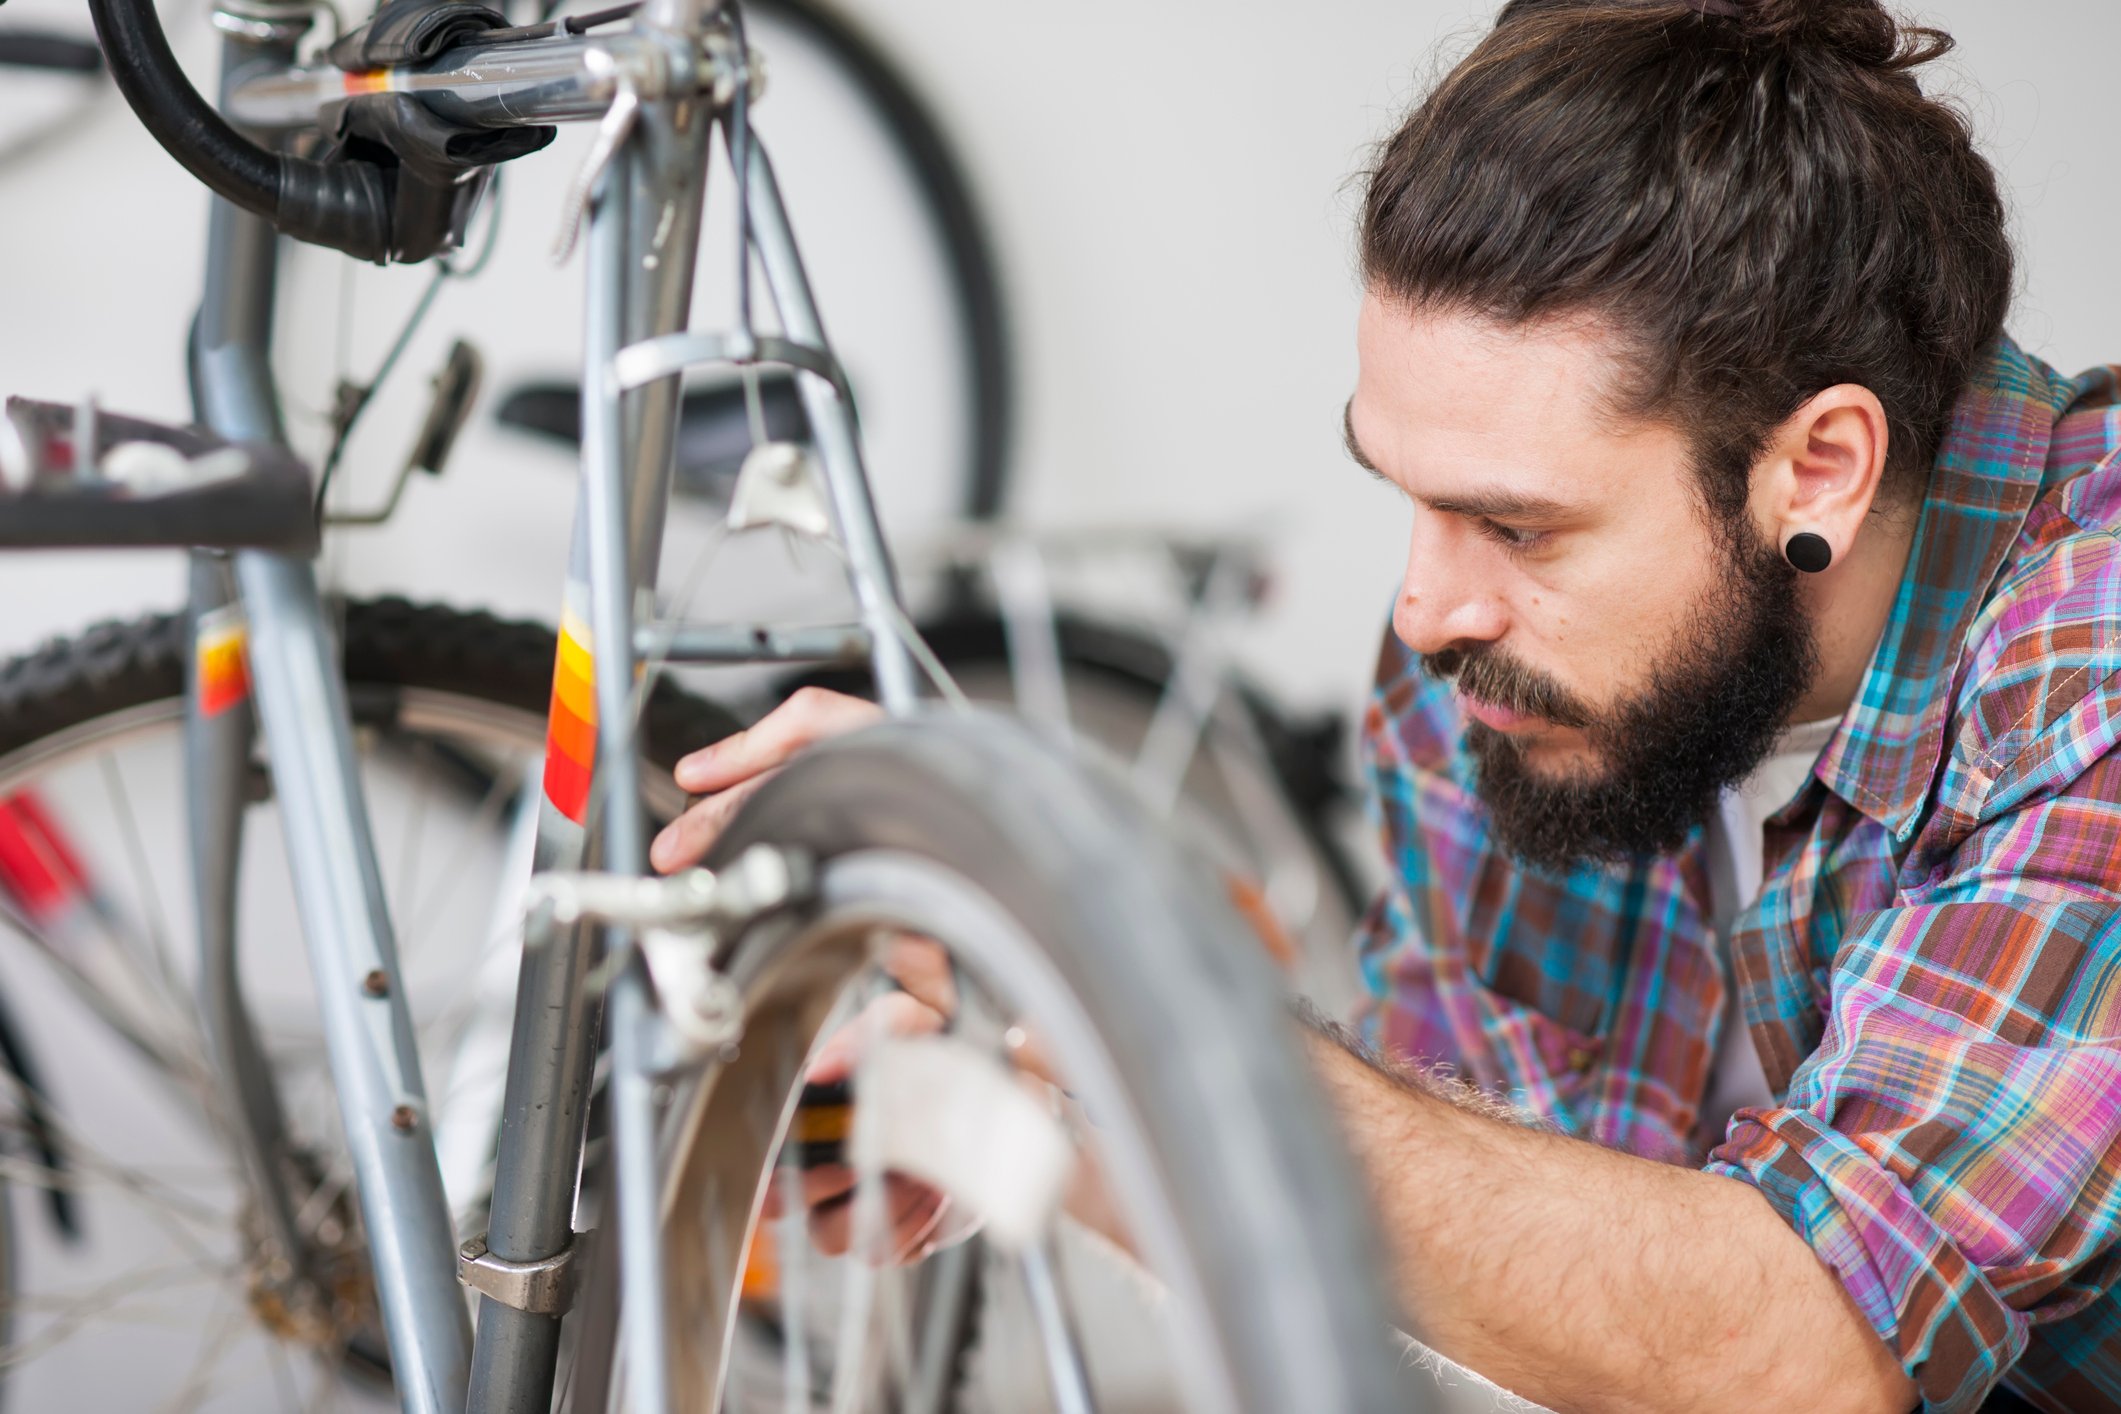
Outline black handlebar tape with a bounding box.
[85,0,394,264]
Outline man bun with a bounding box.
[1719,0,1951,75]
[1497,0,1951,76]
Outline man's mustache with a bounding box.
[1424,646,1594,731]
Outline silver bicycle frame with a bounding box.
[189,4,924,1410]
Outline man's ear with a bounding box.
[1753,385,1891,568]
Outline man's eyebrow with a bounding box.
[1340,400,1580,523]
[1424,488,1580,523]
[1341,400,1381,474]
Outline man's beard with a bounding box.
[1427,527,1818,873]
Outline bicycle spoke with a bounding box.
[268,1338,302,1411]
[156,1289,246,1413]
[405,750,528,950]
[0,1151,226,1229]
[0,1257,239,1369]
[1019,1240,1098,1414]
[95,753,181,995]
[0,899,194,1078]
[393,735,439,941]
[776,1155,812,1414]
[0,1079,237,1244]
[826,985,893,1414]
[290,1151,357,1246]
[904,1241,979,1414]
[301,1352,350,1414]
[874,1264,916,1410]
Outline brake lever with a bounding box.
[551,46,640,264]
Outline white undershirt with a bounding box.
[1694,716,1840,1150]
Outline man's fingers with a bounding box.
[655,688,884,873]
[762,1161,849,1220]
[672,688,881,796]
[879,935,956,1017]
[649,772,775,874]
[804,1164,858,1206]
[885,1189,951,1266]
[809,1174,943,1261]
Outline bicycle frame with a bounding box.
[186,4,920,1410]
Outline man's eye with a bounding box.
[1475,518,1545,551]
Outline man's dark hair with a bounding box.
[1360,0,2012,516]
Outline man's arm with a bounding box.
[1306,1028,1917,1414]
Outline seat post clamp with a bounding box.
[457,1234,577,1315]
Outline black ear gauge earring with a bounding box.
[1784,531,1833,574]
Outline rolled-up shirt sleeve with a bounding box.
[1706,750,2121,1413]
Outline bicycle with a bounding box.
[0,1,1410,1409]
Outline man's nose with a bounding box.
[1392,522,1506,656]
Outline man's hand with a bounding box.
[761,939,960,1263]
[656,687,952,1258]
[651,686,881,875]
[664,687,1103,1266]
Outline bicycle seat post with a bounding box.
[468,8,722,1410]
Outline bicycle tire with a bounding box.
[0,596,739,767]
[568,711,1411,1413]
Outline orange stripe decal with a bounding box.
[195,608,251,717]
[542,610,597,824]
[546,690,596,767]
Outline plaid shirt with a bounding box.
[1354,337,2121,1413]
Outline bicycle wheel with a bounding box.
[749,0,1013,523]
[564,711,1412,1413]
[0,597,738,1410]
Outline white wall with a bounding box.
[1,0,2116,719]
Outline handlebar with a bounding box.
[224,31,660,132]
[86,0,733,264]
[86,0,394,262]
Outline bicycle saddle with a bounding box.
[0,398,317,554]
[494,372,812,509]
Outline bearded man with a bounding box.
[652,2,2121,1410]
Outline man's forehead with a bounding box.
[1344,395,1588,524]
[1350,298,1685,508]
[1355,298,1637,427]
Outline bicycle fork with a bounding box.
[185,18,473,1414]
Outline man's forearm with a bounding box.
[1307,1035,1915,1414]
